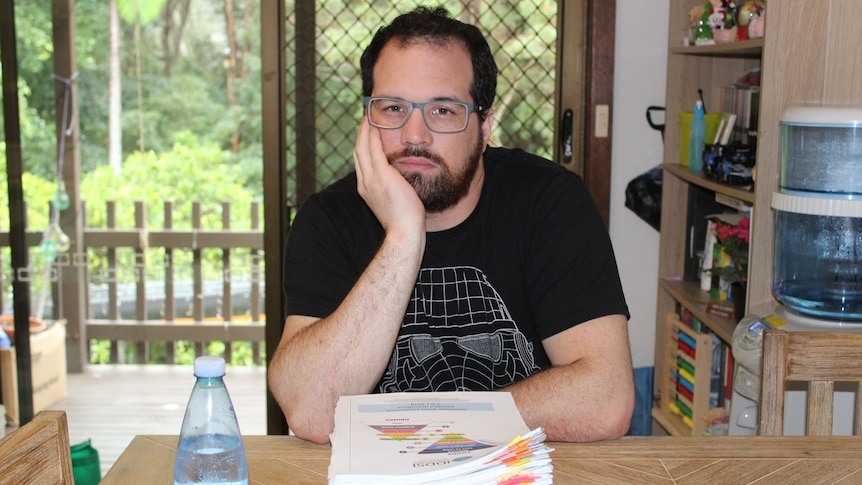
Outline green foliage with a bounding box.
[0,77,59,181]
[81,132,254,230]
[0,143,57,230]
[116,0,169,25]
[89,339,265,366]
[79,133,260,286]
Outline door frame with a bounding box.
[583,1,616,227]
[556,0,615,226]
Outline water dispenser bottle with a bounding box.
[772,106,862,321]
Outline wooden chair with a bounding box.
[758,329,862,436]
[0,410,75,484]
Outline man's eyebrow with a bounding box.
[428,96,470,103]
[374,95,467,103]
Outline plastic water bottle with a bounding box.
[689,100,706,171]
[174,356,248,485]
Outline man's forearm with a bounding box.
[504,337,635,442]
[270,231,424,443]
[506,361,634,442]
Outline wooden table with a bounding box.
[102,434,862,484]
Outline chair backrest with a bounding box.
[758,329,862,436]
[0,410,75,484]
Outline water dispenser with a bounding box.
[730,107,862,436]
[771,106,862,322]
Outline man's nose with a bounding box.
[400,108,433,145]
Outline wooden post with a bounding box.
[52,0,87,373]
[261,0,291,435]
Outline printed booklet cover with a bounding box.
[328,391,553,484]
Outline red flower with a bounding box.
[717,216,750,244]
[709,216,750,285]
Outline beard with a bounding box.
[387,134,485,212]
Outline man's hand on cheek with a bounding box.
[354,118,426,236]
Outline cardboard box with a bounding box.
[0,321,67,425]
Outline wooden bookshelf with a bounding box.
[653,0,862,437]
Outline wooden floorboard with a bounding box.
[44,364,268,477]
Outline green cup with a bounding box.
[679,111,722,167]
[71,439,102,485]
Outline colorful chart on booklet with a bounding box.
[367,422,494,454]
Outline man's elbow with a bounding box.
[570,389,634,442]
[594,392,635,441]
[269,376,334,443]
[290,422,332,445]
[600,404,633,440]
[283,406,334,444]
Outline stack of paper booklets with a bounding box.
[328,391,553,484]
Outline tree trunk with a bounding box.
[134,14,144,152]
[224,0,251,153]
[161,0,191,78]
[109,0,122,173]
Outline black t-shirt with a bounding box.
[283,146,629,392]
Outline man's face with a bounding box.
[371,40,492,212]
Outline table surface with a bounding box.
[101,434,862,484]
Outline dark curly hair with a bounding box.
[359,6,498,121]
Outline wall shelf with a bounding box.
[663,164,755,205]
[670,39,764,58]
[659,279,737,343]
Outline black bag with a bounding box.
[625,165,662,231]
[624,106,665,231]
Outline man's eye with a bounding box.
[431,105,456,116]
[381,104,406,113]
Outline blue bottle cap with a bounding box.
[194,356,226,378]
[694,100,705,119]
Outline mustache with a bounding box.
[388,146,443,166]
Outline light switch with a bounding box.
[595,104,609,138]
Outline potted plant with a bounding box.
[708,215,750,320]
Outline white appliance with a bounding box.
[729,309,862,435]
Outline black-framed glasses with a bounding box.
[363,96,481,133]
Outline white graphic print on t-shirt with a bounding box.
[377,266,541,392]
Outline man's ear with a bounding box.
[480,108,494,146]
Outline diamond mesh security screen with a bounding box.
[283,1,557,206]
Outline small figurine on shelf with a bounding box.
[689,5,710,45]
[708,0,738,43]
[738,0,766,39]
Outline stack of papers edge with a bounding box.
[328,392,554,484]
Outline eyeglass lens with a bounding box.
[367,98,469,133]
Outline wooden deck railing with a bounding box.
[1,200,267,365]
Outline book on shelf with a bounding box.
[720,80,760,146]
[710,333,725,409]
[678,307,704,333]
[707,334,734,435]
[328,391,554,484]
[706,301,735,319]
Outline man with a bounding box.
[269,6,634,444]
